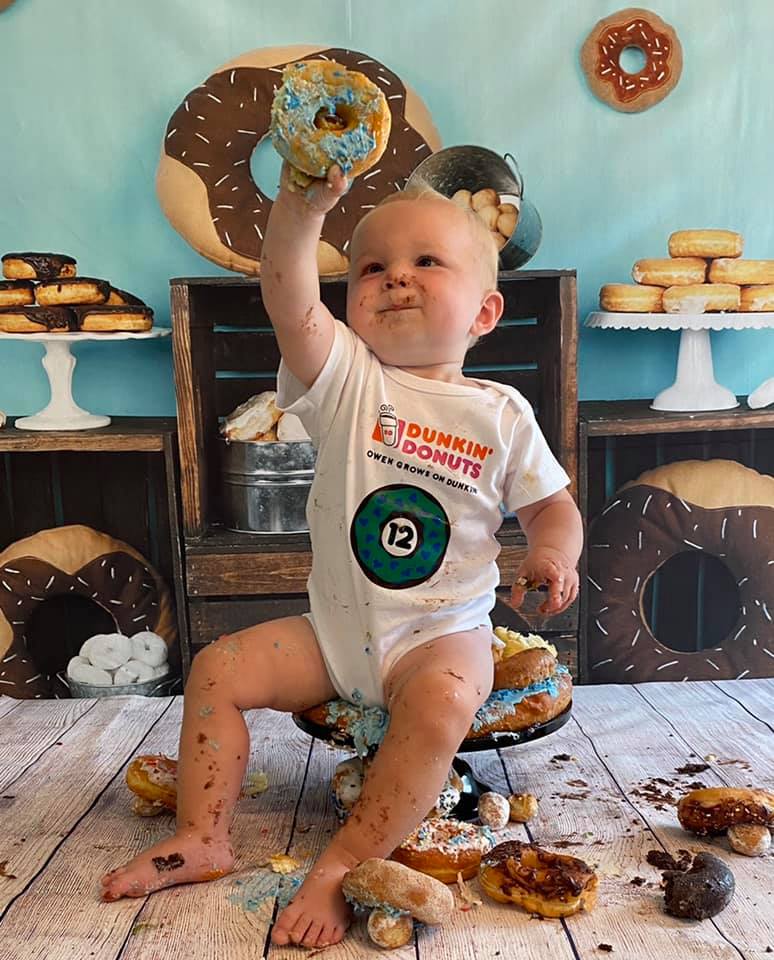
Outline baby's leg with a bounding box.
[272,626,493,948]
[100,616,336,903]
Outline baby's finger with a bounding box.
[538,576,564,614]
[326,164,349,196]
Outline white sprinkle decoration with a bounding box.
[735,669,750,680]
[225,231,233,248]
[1,581,12,592]
[763,603,772,622]
[254,224,263,239]
[195,133,211,144]
[132,615,148,623]
[678,499,692,512]
[230,70,236,85]
[633,575,641,594]
[641,494,653,516]
[587,576,602,591]
[237,129,258,136]
[215,174,230,187]
[683,539,703,550]
[166,128,177,140]
[705,658,720,671]
[631,628,641,647]
[753,519,758,539]
[656,661,679,671]
[732,625,747,642]
[25,674,43,684]
[45,576,55,590]
[207,93,223,103]
[721,517,727,540]
[595,619,609,636]
[592,659,613,669]
[363,169,382,180]
[625,664,635,671]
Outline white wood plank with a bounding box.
[0,695,22,721]
[714,678,774,729]
[494,690,745,960]
[116,707,312,960]
[0,696,170,912]
[0,696,97,790]
[572,683,773,958]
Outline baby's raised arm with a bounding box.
[260,164,348,387]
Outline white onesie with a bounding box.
[277,320,570,707]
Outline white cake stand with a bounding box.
[0,328,170,430]
[585,311,774,412]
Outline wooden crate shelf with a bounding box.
[171,271,579,667]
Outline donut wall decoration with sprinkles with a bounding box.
[580,8,683,113]
[587,460,774,683]
[156,45,441,276]
[0,525,178,699]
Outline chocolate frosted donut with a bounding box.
[2,252,76,281]
[157,44,441,276]
[0,280,35,308]
[73,304,154,332]
[35,277,111,307]
[0,305,77,333]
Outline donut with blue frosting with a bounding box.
[270,59,391,188]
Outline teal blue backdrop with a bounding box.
[1,0,773,415]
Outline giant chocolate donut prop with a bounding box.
[0,526,177,699]
[588,460,774,682]
[580,8,683,113]
[157,45,441,276]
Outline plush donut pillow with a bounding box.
[0,525,177,699]
[588,460,774,682]
[157,44,441,277]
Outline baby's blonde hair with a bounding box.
[352,183,500,291]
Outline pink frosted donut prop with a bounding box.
[270,59,391,187]
[157,45,440,277]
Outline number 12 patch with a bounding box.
[350,484,451,589]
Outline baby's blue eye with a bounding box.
[416,255,436,267]
[363,262,383,275]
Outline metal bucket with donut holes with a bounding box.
[221,438,316,534]
[406,145,542,269]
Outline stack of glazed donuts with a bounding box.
[599,230,774,314]
[0,252,154,333]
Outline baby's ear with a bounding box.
[472,289,504,337]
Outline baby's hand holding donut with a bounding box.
[280,161,349,215]
[511,547,578,615]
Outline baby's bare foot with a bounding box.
[100,833,234,902]
[271,849,356,948]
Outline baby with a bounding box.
[100,165,583,949]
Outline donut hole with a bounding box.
[25,594,117,687]
[618,45,648,75]
[249,137,283,201]
[314,105,353,133]
[643,552,740,653]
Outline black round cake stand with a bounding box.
[292,702,572,821]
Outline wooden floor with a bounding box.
[0,679,772,959]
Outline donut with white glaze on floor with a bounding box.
[668,230,743,259]
[599,283,663,313]
[391,817,496,882]
[2,252,76,281]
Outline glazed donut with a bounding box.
[156,45,440,277]
[493,648,557,691]
[0,524,178,698]
[125,755,178,813]
[599,283,662,313]
[677,787,774,836]
[479,840,598,918]
[662,282,740,314]
[466,667,573,739]
[342,858,455,936]
[270,59,391,187]
[588,459,774,682]
[35,277,110,307]
[0,280,34,308]
[0,305,76,333]
[331,755,368,822]
[669,230,743,259]
[392,817,496,882]
[72,305,154,332]
[580,8,682,113]
[740,284,774,312]
[221,391,282,442]
[632,258,707,287]
[2,252,76,281]
[708,259,774,285]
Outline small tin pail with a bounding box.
[406,145,542,269]
[221,438,316,534]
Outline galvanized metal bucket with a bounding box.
[406,145,542,269]
[64,671,180,698]
[221,438,316,534]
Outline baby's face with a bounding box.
[346,197,496,369]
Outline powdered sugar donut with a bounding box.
[130,631,168,668]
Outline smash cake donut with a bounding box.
[270,58,391,189]
[297,627,572,753]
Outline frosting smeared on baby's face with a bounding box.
[346,196,502,373]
